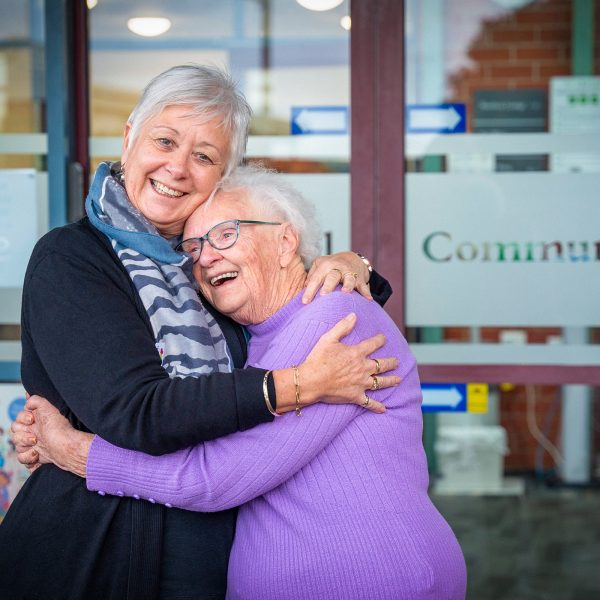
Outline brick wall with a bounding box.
[444,0,599,476]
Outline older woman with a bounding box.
[16,167,467,600]
[0,65,399,600]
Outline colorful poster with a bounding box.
[0,384,30,522]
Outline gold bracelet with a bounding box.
[292,365,302,417]
[263,370,280,417]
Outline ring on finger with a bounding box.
[330,268,343,283]
[372,358,381,375]
[371,375,380,391]
[342,271,359,280]
[362,393,371,408]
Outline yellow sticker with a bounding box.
[467,383,489,413]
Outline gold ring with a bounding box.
[372,358,381,375]
[371,376,380,391]
[330,268,343,283]
[362,393,371,408]
[342,271,359,280]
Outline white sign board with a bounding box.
[0,169,38,287]
[406,172,600,326]
[550,77,600,172]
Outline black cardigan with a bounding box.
[0,218,392,600]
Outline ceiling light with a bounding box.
[340,15,351,30]
[86,0,98,9]
[491,0,535,7]
[127,17,172,37]
[296,0,344,12]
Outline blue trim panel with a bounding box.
[0,362,21,382]
[45,0,70,229]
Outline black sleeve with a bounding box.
[21,246,273,456]
[369,269,393,307]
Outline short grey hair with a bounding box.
[127,64,252,175]
[216,166,322,268]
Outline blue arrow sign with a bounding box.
[406,103,466,134]
[421,383,467,413]
[291,106,349,135]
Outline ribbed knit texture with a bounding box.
[87,290,466,599]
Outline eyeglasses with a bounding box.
[176,219,282,263]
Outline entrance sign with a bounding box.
[406,172,600,326]
[290,106,349,135]
[406,104,466,134]
[421,383,488,413]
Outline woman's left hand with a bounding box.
[302,251,372,304]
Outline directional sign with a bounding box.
[291,106,349,135]
[406,103,466,134]
[421,383,488,413]
[421,383,467,412]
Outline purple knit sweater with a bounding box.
[87,290,466,599]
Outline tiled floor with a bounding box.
[431,484,600,600]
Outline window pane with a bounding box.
[89,0,351,254]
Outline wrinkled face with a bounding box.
[183,190,283,325]
[121,105,230,237]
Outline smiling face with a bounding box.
[121,105,230,237]
[184,189,303,325]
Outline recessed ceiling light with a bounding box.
[340,15,351,30]
[296,0,344,12]
[491,0,535,7]
[127,17,172,37]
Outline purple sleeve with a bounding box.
[87,293,412,511]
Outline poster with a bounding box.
[0,384,30,521]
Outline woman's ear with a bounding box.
[121,123,132,164]
[278,223,300,268]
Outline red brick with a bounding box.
[492,28,536,44]
[469,47,512,62]
[489,64,534,79]
[514,6,571,24]
[515,46,563,61]
[538,27,571,43]
[539,64,571,78]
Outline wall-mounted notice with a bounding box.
[551,77,600,172]
[0,384,30,521]
[406,172,600,327]
[0,169,37,288]
[473,89,547,172]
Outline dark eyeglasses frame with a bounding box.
[176,219,282,263]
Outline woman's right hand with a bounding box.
[11,395,92,477]
[297,312,399,413]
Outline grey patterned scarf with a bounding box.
[85,162,232,377]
